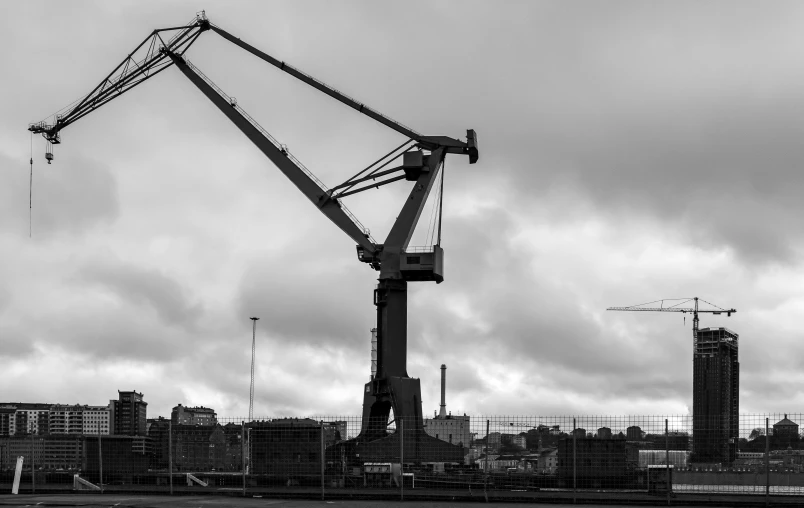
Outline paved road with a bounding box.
[3,492,802,508]
[0,495,713,508]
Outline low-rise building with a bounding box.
[423,413,471,448]
[249,418,339,475]
[538,448,558,473]
[597,427,612,439]
[558,437,630,487]
[171,404,217,426]
[638,450,689,468]
[626,426,642,441]
[773,415,799,448]
[0,435,84,470]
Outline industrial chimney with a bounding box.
[439,364,447,418]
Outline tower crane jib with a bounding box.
[607,297,736,351]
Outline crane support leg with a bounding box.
[374,279,408,378]
[358,278,424,441]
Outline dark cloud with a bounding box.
[45,313,190,363]
[236,244,376,351]
[0,153,119,238]
[406,208,711,412]
[0,285,10,316]
[0,326,35,359]
[72,257,203,331]
[4,1,804,418]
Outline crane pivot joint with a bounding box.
[402,151,427,181]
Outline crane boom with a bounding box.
[209,25,420,142]
[607,307,732,314]
[29,16,210,144]
[169,53,377,256]
[607,297,736,316]
[208,24,478,162]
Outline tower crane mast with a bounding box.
[29,11,478,458]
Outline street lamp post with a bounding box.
[29,421,35,494]
[249,317,259,422]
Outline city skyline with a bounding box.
[3,1,804,419]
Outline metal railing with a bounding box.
[2,414,801,503]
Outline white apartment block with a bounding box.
[48,405,84,434]
[82,406,111,435]
[1,404,111,436]
[10,409,49,435]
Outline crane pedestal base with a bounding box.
[358,376,423,443]
[351,429,464,463]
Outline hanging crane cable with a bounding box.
[437,158,445,246]
[29,132,33,238]
[424,160,445,247]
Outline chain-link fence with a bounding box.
[1,414,803,502]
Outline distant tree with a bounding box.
[499,442,522,455]
[749,428,765,441]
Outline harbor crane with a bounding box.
[607,297,736,350]
[29,11,477,456]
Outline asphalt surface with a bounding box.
[4,490,804,508]
[0,494,799,508]
[0,496,710,508]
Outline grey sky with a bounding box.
[2,1,804,419]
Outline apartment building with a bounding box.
[82,406,111,435]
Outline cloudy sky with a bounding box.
[2,1,804,422]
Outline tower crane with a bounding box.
[29,11,478,457]
[607,297,736,351]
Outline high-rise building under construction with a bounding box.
[692,327,739,464]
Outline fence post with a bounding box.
[97,422,103,494]
[400,419,404,501]
[168,420,173,495]
[573,417,577,504]
[484,419,489,501]
[320,421,325,500]
[665,418,670,505]
[241,421,246,497]
[765,417,770,506]
[31,424,36,494]
[30,426,35,494]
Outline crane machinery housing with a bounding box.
[29,11,478,460]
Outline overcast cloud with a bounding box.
[2,1,804,420]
